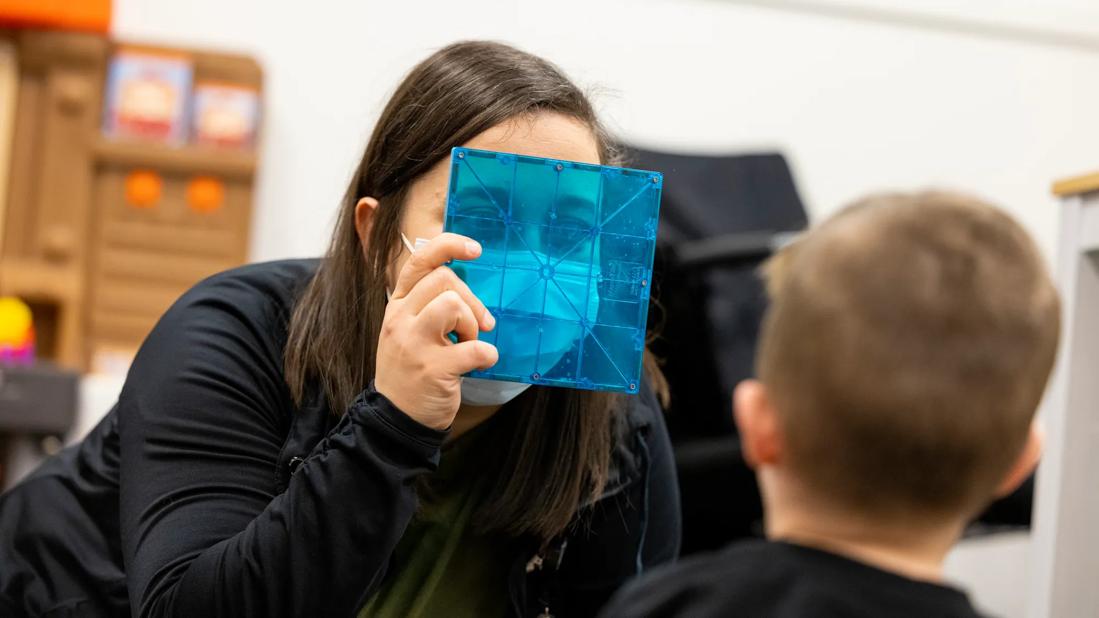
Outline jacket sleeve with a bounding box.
[117,282,445,618]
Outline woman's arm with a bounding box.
[118,273,445,618]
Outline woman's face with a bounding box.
[389,111,601,287]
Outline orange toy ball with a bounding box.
[124,170,162,208]
[187,176,225,214]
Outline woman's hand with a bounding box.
[374,233,498,430]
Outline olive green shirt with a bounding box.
[358,420,514,618]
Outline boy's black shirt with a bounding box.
[600,539,984,618]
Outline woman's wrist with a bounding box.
[356,383,450,447]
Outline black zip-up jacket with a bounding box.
[0,260,681,618]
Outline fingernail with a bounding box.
[465,240,482,256]
[483,310,495,330]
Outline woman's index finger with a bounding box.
[390,233,482,299]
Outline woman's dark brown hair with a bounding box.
[284,40,667,542]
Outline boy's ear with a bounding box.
[354,197,380,250]
[733,379,783,469]
[994,419,1044,497]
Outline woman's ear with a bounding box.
[995,418,1044,497]
[354,197,380,252]
[733,379,783,469]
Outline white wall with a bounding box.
[112,0,1099,267]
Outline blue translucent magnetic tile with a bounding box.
[444,147,662,395]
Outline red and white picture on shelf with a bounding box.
[191,81,260,149]
[102,48,193,144]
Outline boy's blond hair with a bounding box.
[758,191,1060,519]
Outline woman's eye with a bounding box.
[555,215,590,229]
[453,206,505,248]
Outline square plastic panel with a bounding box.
[444,147,662,395]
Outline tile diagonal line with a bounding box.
[511,223,546,268]
[586,327,630,388]
[462,155,544,268]
[461,156,507,219]
[600,181,651,229]
[551,230,594,268]
[503,275,545,312]
[550,276,588,323]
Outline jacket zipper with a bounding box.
[525,552,553,618]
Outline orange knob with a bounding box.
[124,170,162,208]
[187,176,225,214]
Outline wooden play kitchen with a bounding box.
[0,28,261,372]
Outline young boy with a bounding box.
[601,191,1060,617]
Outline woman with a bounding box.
[0,41,680,617]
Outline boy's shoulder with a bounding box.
[599,539,803,618]
[600,539,984,618]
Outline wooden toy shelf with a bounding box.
[0,30,262,372]
[92,139,258,178]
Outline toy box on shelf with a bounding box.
[191,81,260,148]
[102,47,192,144]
